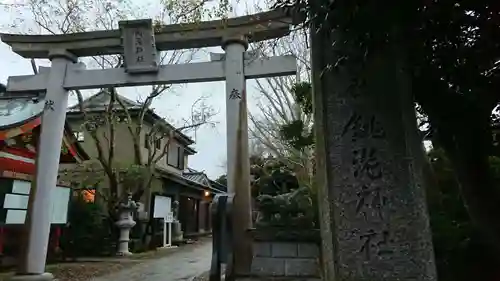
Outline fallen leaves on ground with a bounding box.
[192,270,210,281]
[0,262,135,281]
[48,262,137,281]
[0,238,212,281]
[193,264,225,281]
[128,246,182,260]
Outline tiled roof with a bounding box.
[182,168,227,193]
[156,166,226,193]
[67,90,194,145]
[183,172,210,186]
[209,180,227,192]
[68,90,141,112]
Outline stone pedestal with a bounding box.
[171,220,183,243]
[311,24,437,280]
[136,210,149,251]
[248,228,321,278]
[115,194,138,256]
[9,273,54,281]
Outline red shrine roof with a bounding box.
[0,97,89,175]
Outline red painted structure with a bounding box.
[0,116,88,175]
[0,114,88,260]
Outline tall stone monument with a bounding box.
[311,19,438,281]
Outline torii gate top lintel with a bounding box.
[1,9,294,59]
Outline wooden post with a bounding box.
[0,227,4,256]
[54,227,61,251]
[163,218,167,247]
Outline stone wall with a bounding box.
[249,228,321,280]
[248,229,321,278]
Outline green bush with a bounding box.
[60,193,111,257]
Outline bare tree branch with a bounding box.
[12,0,229,214]
[244,3,313,185]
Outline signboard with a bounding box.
[119,19,159,74]
[2,180,71,224]
[154,195,175,248]
[153,195,171,219]
[51,185,71,224]
[163,211,175,248]
[165,211,174,223]
[12,179,30,194]
[6,209,26,224]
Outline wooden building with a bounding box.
[65,91,226,238]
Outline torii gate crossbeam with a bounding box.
[5,55,296,92]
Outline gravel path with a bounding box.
[90,240,212,281]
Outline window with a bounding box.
[155,138,161,149]
[167,143,179,167]
[72,188,95,203]
[81,189,96,203]
[74,132,84,142]
[167,143,185,169]
[177,146,185,169]
[145,135,162,150]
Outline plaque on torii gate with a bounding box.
[1,9,297,281]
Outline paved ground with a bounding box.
[90,240,212,281]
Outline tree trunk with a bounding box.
[415,63,500,251]
[439,121,500,252]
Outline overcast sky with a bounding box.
[0,0,272,180]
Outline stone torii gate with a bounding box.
[1,10,296,281]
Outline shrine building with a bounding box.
[0,94,89,264]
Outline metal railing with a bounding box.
[210,193,235,281]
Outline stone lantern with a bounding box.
[115,192,138,256]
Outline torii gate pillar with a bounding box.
[223,35,253,273]
[12,50,77,281]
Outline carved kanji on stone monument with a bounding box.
[312,24,438,279]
